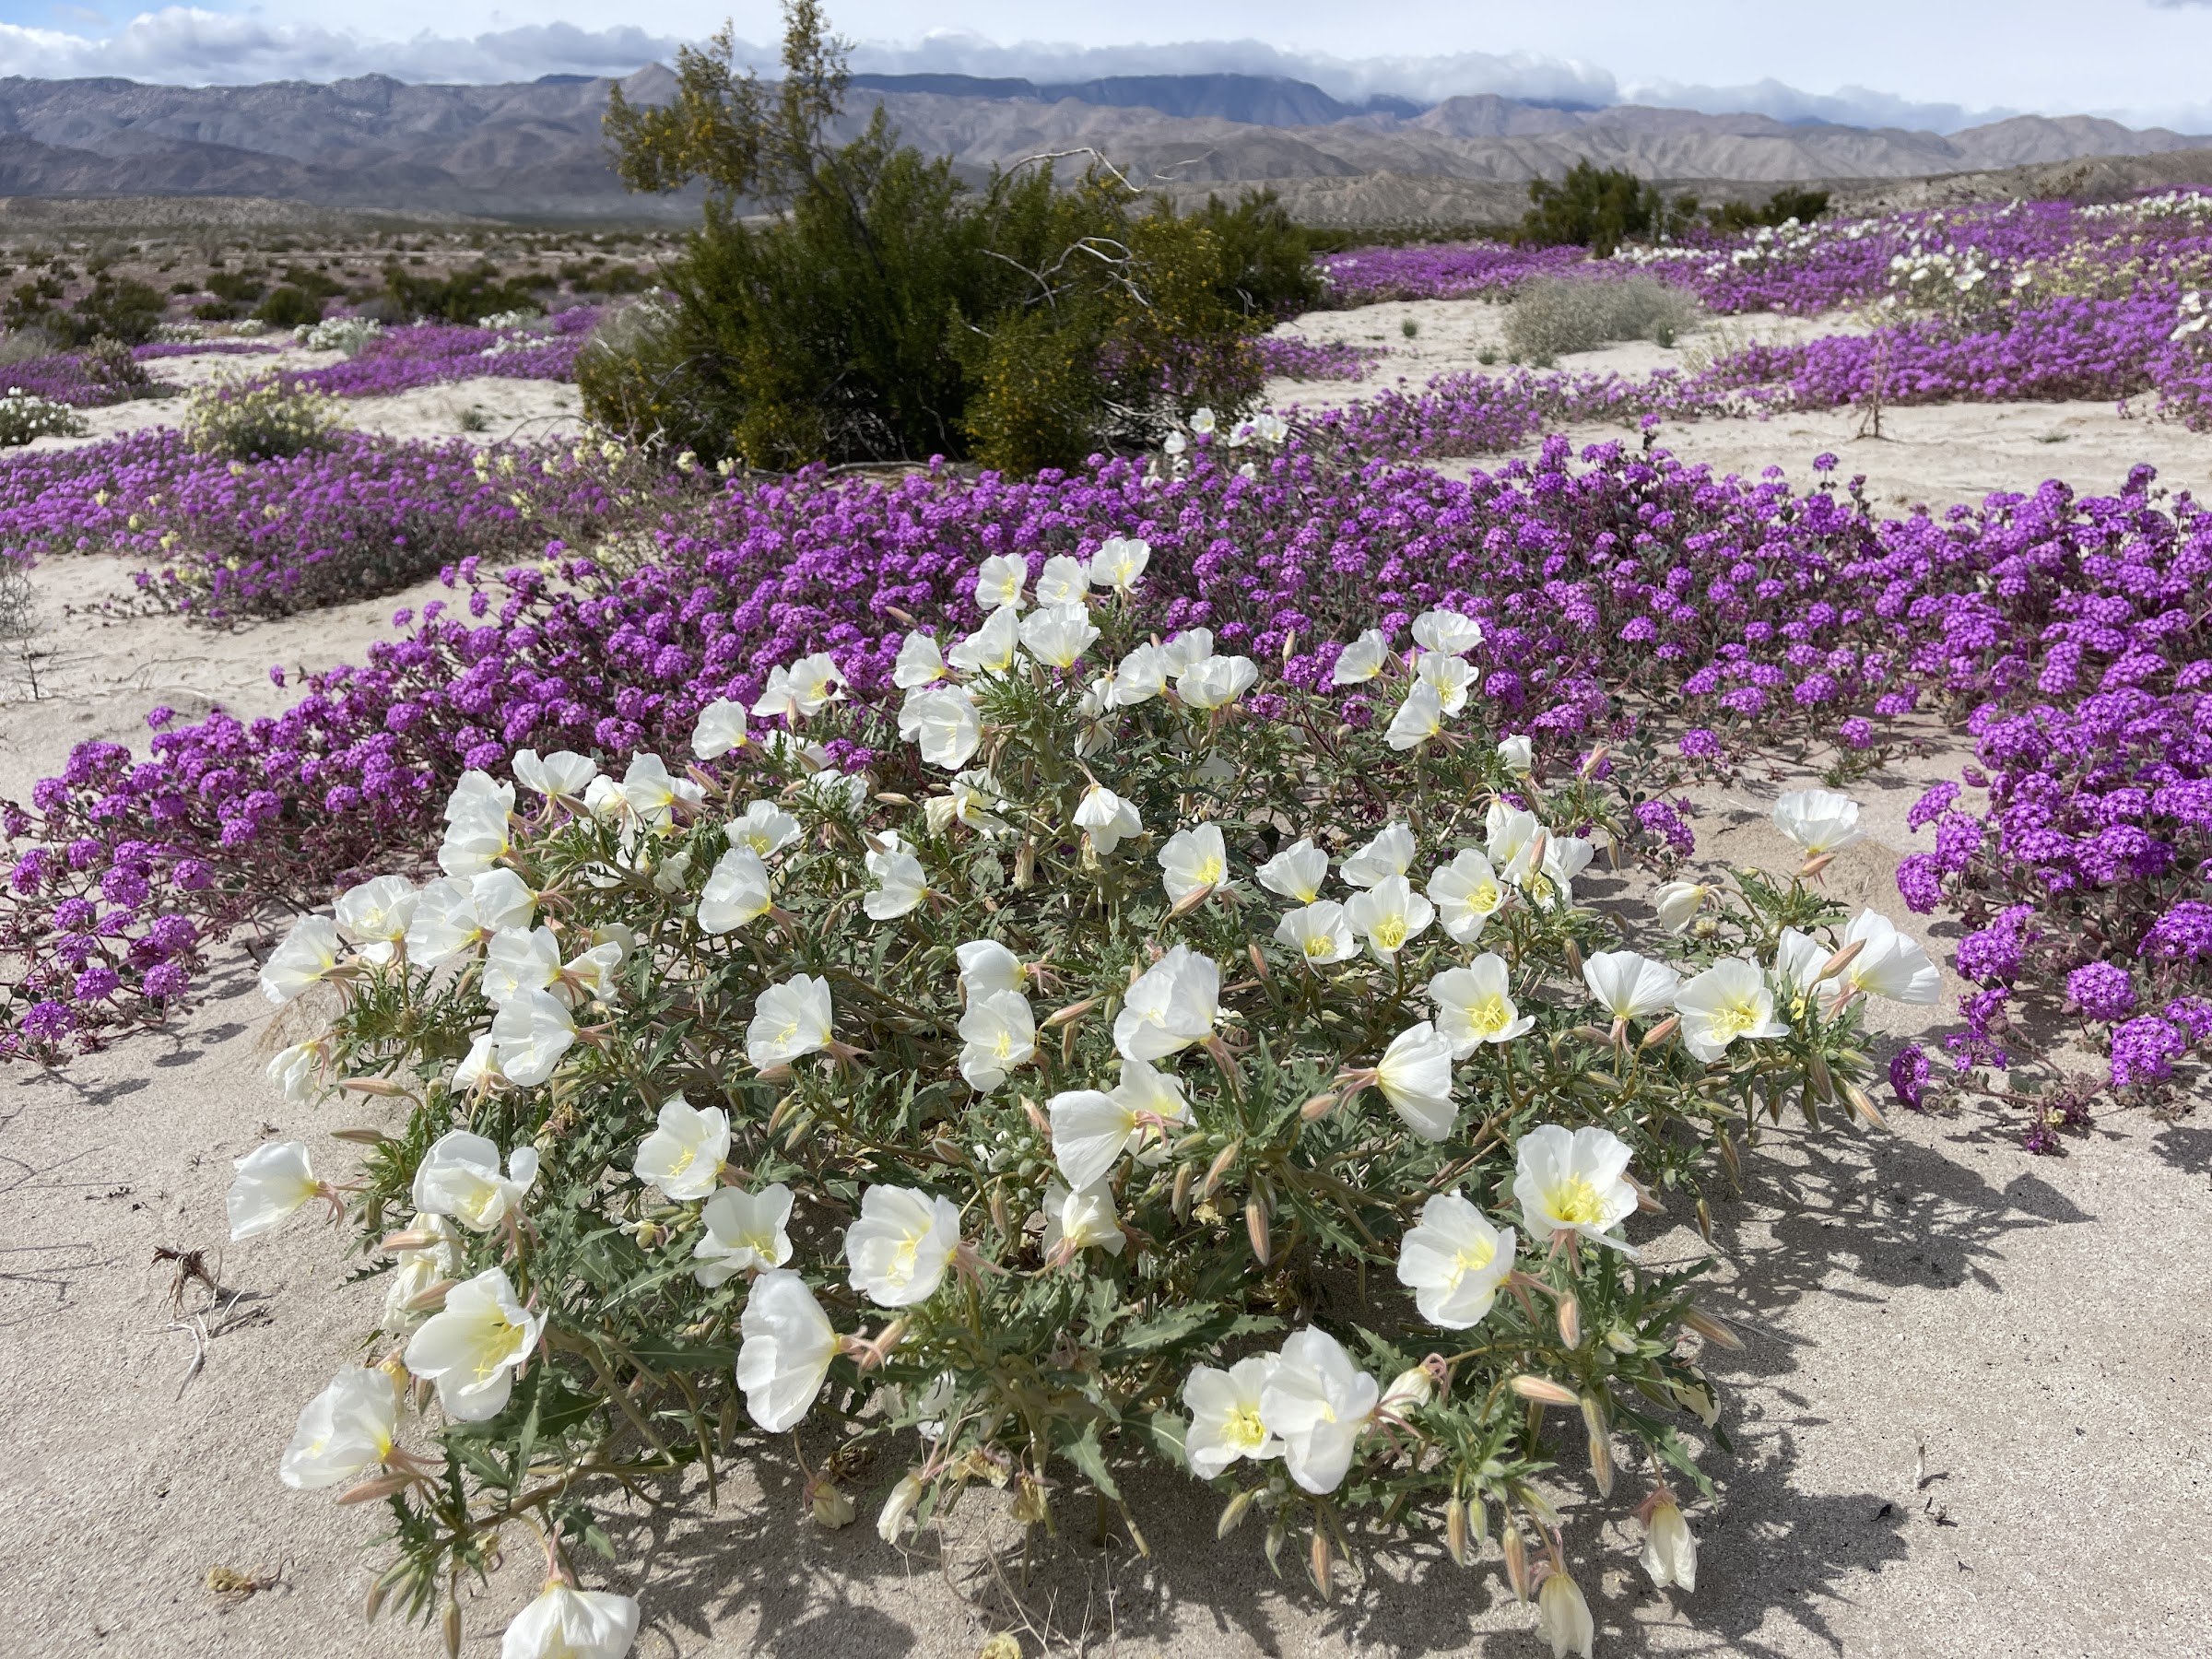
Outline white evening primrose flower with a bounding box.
[946,606,1019,676]
[490,988,575,1086]
[1428,849,1507,945]
[1189,406,1217,436]
[1498,734,1535,775]
[278,1367,398,1489]
[1411,608,1484,656]
[1839,909,1941,1003]
[1159,822,1229,904]
[1041,1181,1125,1258]
[1111,641,1170,706]
[1254,837,1326,904]
[694,1184,795,1285]
[784,653,845,716]
[1414,651,1476,715]
[1674,959,1790,1062]
[582,773,633,827]
[500,1583,641,1659]
[1345,875,1434,961]
[845,1185,961,1308]
[228,1141,322,1240]
[333,875,417,965]
[1276,900,1357,966]
[699,846,772,935]
[736,1268,837,1432]
[1395,1192,1516,1329]
[1512,1124,1638,1253]
[877,1472,924,1543]
[1342,821,1416,888]
[1112,944,1220,1062]
[1259,1328,1379,1495]
[1176,653,1258,710]
[1430,956,1533,1056]
[1375,1021,1458,1140]
[381,1213,460,1334]
[1088,535,1150,593]
[691,698,750,759]
[413,1130,540,1231]
[898,684,982,771]
[1652,879,1711,934]
[1163,629,1214,674]
[259,914,342,1005]
[958,989,1035,1092]
[1047,1060,1190,1190]
[727,800,802,860]
[1018,602,1100,670]
[1772,787,1864,855]
[747,974,833,1070]
[1034,554,1088,606]
[445,769,515,823]
[512,748,599,802]
[561,934,627,1002]
[634,1097,730,1201]
[438,795,512,877]
[864,831,930,921]
[267,1041,320,1105]
[483,926,561,1006]
[1583,949,1681,1021]
[453,1031,501,1091]
[1641,1495,1699,1592]
[1384,681,1445,751]
[404,1265,544,1422]
[1183,1356,1283,1478]
[893,630,947,688]
[1485,801,1538,869]
[1506,830,1594,912]
[1536,1569,1596,1659]
[619,752,703,831]
[955,939,1025,1000]
[1075,782,1144,855]
[1771,925,1828,1012]
[1112,1056,1192,1152]
[1330,628,1389,686]
[974,553,1028,613]
[471,869,537,935]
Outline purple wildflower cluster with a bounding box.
[1317,241,1589,305]
[278,309,600,399]
[1253,336,1390,382]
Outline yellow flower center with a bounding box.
[1469,994,1513,1035]
[1547,1175,1606,1225]
[1194,854,1224,887]
[1303,934,1335,959]
[667,1146,696,1176]
[891,1234,921,1281]
[1371,915,1407,950]
[1470,879,1500,912]
[1706,999,1763,1042]
[1226,1405,1268,1451]
[993,1030,1014,1060]
[1453,1235,1496,1278]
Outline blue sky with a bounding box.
[0,2,2205,134]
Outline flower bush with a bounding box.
[229,563,1923,1653]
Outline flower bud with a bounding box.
[1639,1015,1679,1050]
[1510,1374,1580,1406]
[1311,1528,1334,1599]
[1501,1523,1530,1601]
[1245,1196,1271,1267]
[1556,1292,1581,1349]
[1680,1305,1744,1349]
[1379,1364,1435,1417]
[1581,1393,1614,1498]
[1299,1092,1339,1123]
[1171,1162,1194,1220]
[1042,996,1100,1029]
[1217,1487,1258,1538]
[1200,1139,1241,1198]
[1247,941,1272,983]
[877,1472,924,1544]
[1640,1493,1698,1592]
[807,1473,856,1529]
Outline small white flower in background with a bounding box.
[445,769,515,824]
[1498,734,1535,774]
[1485,801,1539,869]
[1034,554,1088,606]
[1275,900,1357,966]
[1330,628,1389,686]
[1583,949,1682,1021]
[957,989,1035,1092]
[1345,875,1433,961]
[513,747,599,801]
[1110,641,1171,706]
[1771,925,1828,1007]
[414,1130,540,1231]
[490,988,576,1086]
[633,1097,730,1201]
[1088,535,1150,593]
[930,769,1010,837]
[1428,849,1506,945]
[947,605,1020,676]
[691,698,750,759]
[618,752,704,830]
[1041,1181,1125,1258]
[404,1265,544,1421]
[483,926,562,1006]
[1505,829,1594,911]
[1259,1328,1379,1495]
[1189,407,1217,435]
[892,630,947,689]
[583,774,633,826]
[1176,653,1258,710]
[747,974,833,1070]
[333,875,417,964]
[561,935,627,1002]
[735,1268,837,1432]
[974,553,1028,613]
[1411,608,1484,656]
[1512,1124,1639,1253]
[1396,1192,1516,1329]
[1536,1567,1596,1659]
[1839,909,1941,1003]
[955,939,1025,1001]
[1018,603,1100,670]
[472,869,538,934]
[1074,782,1144,855]
[1159,822,1230,904]
[1674,959,1790,1062]
[694,1184,794,1285]
[780,653,847,718]
[1383,681,1445,751]
[726,800,802,860]
[1414,650,1476,714]
[1374,1020,1458,1140]
[1112,944,1220,1062]
[228,1141,324,1239]
[1771,787,1864,855]
[259,914,342,1005]
[278,1366,398,1489]
[1430,956,1533,1055]
[1256,836,1328,903]
[1641,1494,1699,1592]
[266,1041,320,1105]
[865,831,931,921]
[1342,821,1415,888]
[1182,1355,1283,1478]
[381,1212,460,1333]
[699,846,773,934]
[1652,879,1711,934]
[1112,1058,1191,1153]
[877,1471,925,1544]
[499,1583,641,1659]
[453,1032,501,1091]
[1162,430,1187,457]
[439,793,513,877]
[845,1185,961,1307]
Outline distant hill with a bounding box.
[0,69,2206,223]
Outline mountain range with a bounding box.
[0,68,2206,224]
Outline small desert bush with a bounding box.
[293,316,385,356]
[1505,276,1705,365]
[182,375,341,460]
[0,389,87,446]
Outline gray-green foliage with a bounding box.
[1504,275,1705,366]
